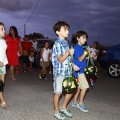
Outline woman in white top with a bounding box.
[39,41,50,79]
[0,22,10,110]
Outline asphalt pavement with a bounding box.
[0,67,120,120]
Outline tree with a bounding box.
[28,32,45,39]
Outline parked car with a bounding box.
[99,44,120,78]
[35,38,55,66]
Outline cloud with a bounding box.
[0,0,120,45]
[0,0,33,12]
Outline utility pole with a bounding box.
[24,24,26,38]
[98,36,100,44]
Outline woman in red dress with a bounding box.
[5,26,22,80]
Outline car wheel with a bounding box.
[107,62,120,78]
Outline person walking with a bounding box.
[5,26,22,80]
[21,35,32,72]
[71,31,89,112]
[39,41,50,79]
[0,22,10,110]
[31,37,38,68]
[52,21,74,120]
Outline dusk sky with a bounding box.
[0,0,120,46]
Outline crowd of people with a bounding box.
[0,21,99,120]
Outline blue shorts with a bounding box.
[53,73,65,94]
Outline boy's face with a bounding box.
[77,35,87,45]
[25,37,29,41]
[56,26,69,39]
[93,43,97,48]
[45,42,49,48]
[0,25,5,38]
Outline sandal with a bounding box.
[11,77,16,81]
[60,107,72,118]
[53,113,66,120]
[1,102,10,110]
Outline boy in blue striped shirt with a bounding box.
[52,21,74,120]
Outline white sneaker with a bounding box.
[44,77,47,80]
[39,76,42,79]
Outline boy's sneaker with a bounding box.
[77,104,88,112]
[29,68,33,71]
[60,107,72,118]
[44,77,47,80]
[71,102,79,108]
[23,70,27,73]
[39,76,42,79]
[53,113,66,120]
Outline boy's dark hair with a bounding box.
[24,35,29,38]
[0,22,4,26]
[93,41,99,49]
[93,41,98,46]
[44,41,49,46]
[53,21,70,35]
[9,26,19,38]
[73,31,88,44]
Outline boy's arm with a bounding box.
[40,48,44,61]
[19,42,22,55]
[0,46,4,66]
[57,49,74,63]
[78,50,88,62]
[0,61,3,67]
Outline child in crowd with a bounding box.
[39,41,50,79]
[29,47,35,71]
[31,37,38,68]
[0,22,10,110]
[21,35,32,72]
[52,21,74,120]
[71,31,89,112]
[90,41,99,66]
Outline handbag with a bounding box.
[84,52,98,86]
[62,76,79,93]
[62,43,79,93]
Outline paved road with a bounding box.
[0,67,120,120]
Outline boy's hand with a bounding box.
[84,49,91,55]
[0,61,3,67]
[84,50,89,55]
[93,55,97,59]
[72,63,80,71]
[67,48,74,56]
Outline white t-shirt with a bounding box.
[40,48,50,62]
[0,39,8,65]
[31,41,38,51]
[91,48,99,56]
